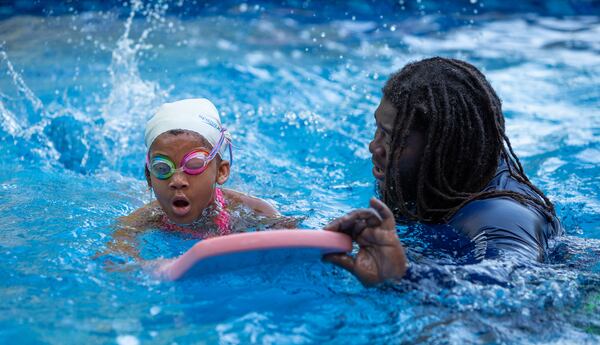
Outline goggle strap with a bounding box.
[205,130,225,162]
[219,127,233,166]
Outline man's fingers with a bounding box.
[369,198,395,224]
[324,218,341,232]
[323,253,356,273]
[341,209,383,231]
[324,208,383,236]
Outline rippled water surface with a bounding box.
[1,1,599,344]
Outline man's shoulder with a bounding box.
[448,197,553,261]
[449,196,552,239]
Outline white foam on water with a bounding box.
[116,335,140,345]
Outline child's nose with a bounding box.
[169,171,189,190]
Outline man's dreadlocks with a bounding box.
[382,57,555,223]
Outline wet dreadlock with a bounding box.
[382,57,555,223]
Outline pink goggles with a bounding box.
[146,129,232,180]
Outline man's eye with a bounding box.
[379,127,389,138]
[381,129,393,144]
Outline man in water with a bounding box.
[325,57,563,286]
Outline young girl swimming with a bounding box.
[106,98,288,260]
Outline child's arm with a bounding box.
[101,225,143,262]
[95,201,160,263]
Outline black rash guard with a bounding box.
[447,158,564,262]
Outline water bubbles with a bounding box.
[390,25,397,32]
[470,0,478,3]
[195,57,209,67]
[0,183,17,191]
[116,335,139,345]
[300,30,310,40]
[239,3,248,13]
[216,39,237,51]
[150,306,161,316]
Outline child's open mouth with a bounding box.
[172,197,191,216]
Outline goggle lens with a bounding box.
[181,150,210,174]
[151,156,176,180]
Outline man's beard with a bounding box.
[373,177,418,223]
[374,179,383,199]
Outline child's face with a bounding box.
[147,131,229,224]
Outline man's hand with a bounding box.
[323,198,408,286]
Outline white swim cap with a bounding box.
[144,98,232,158]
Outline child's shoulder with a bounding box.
[119,200,163,228]
[222,188,279,217]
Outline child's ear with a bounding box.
[216,160,230,185]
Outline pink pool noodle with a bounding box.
[154,229,352,281]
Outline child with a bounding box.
[107,98,289,260]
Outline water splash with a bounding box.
[0,0,172,174]
[0,50,60,165]
[99,0,170,170]
[0,95,21,137]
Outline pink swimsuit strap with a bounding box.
[161,188,231,238]
[213,187,231,235]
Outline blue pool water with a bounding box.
[1,1,599,343]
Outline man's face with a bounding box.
[369,97,427,204]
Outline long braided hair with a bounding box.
[382,57,555,223]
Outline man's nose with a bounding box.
[369,135,381,154]
[369,138,376,154]
[169,171,189,190]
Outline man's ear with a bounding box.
[145,166,152,188]
[216,160,230,185]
